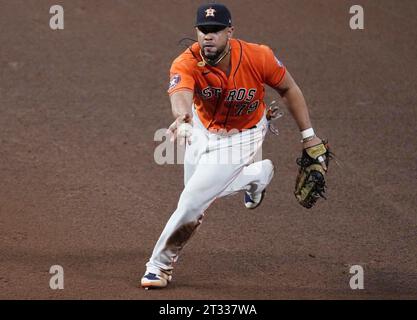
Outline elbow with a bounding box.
[283,84,302,99]
[277,87,288,97]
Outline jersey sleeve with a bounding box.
[261,45,287,88]
[167,58,195,95]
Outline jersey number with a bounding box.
[235,100,259,116]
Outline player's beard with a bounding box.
[202,41,229,65]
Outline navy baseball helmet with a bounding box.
[195,3,232,27]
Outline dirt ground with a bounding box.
[1,0,416,299]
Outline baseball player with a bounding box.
[141,3,326,289]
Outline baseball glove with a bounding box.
[294,140,331,209]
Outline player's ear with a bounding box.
[227,27,234,39]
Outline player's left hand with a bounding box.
[302,136,325,168]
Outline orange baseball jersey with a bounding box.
[167,39,286,131]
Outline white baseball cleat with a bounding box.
[141,272,172,289]
[244,189,266,209]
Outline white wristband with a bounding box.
[301,128,315,140]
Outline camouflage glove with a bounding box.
[294,140,331,209]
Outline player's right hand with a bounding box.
[167,113,193,145]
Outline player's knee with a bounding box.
[261,159,275,183]
[263,159,274,174]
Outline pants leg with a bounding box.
[218,159,275,198]
[183,120,209,187]
[145,116,268,277]
[146,157,248,276]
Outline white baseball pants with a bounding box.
[145,111,275,278]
